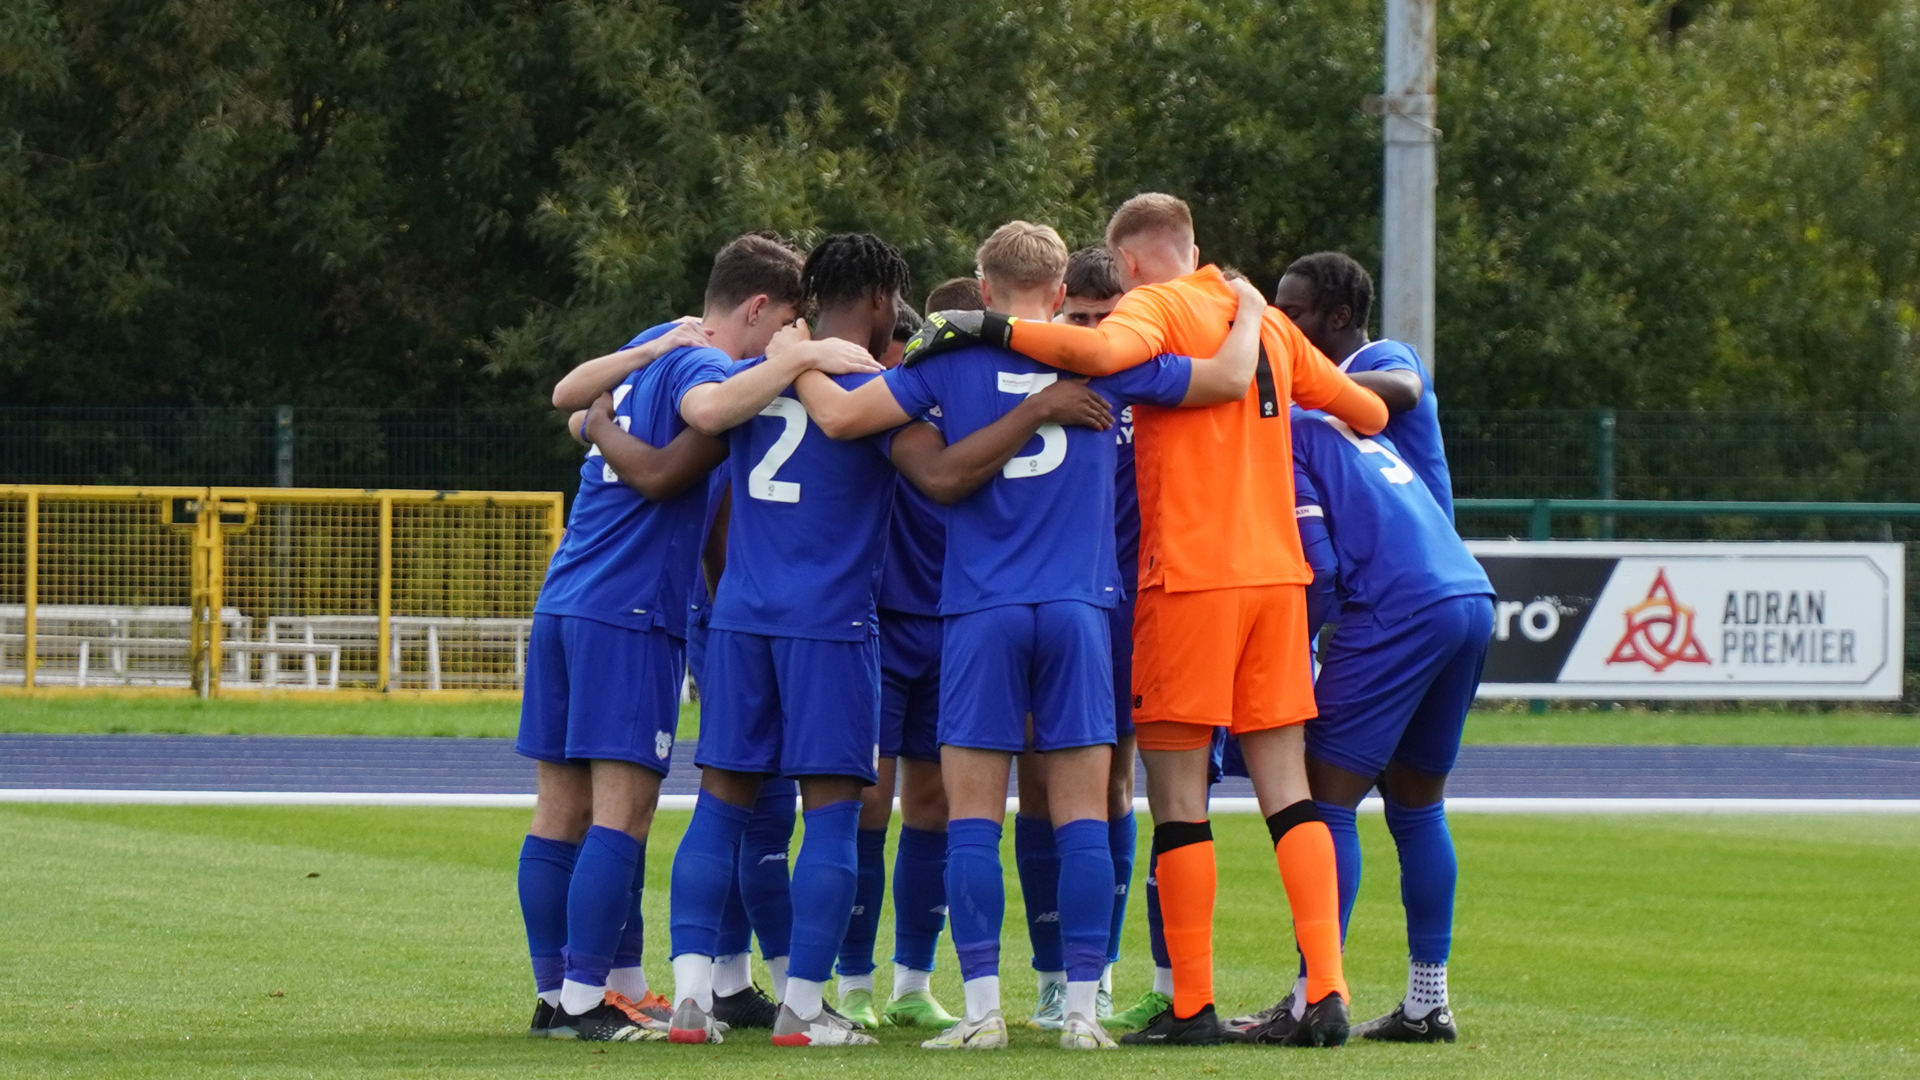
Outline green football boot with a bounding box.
[1106,989,1173,1030]
[837,987,881,1030]
[882,989,959,1028]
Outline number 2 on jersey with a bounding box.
[1322,415,1415,484]
[997,371,1066,478]
[749,397,807,503]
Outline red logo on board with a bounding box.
[1606,569,1710,672]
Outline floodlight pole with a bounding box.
[1381,0,1437,367]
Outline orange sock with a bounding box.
[1270,803,1349,1004]
[1153,821,1217,1018]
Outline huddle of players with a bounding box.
[513,192,1496,1051]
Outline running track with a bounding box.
[2,734,1917,808]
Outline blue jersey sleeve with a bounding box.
[1292,432,1337,637]
[663,346,734,415]
[1093,353,1191,408]
[621,322,675,350]
[883,363,940,421]
[1348,340,1420,376]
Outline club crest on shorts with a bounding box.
[655,731,672,759]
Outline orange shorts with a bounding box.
[1131,583,1316,752]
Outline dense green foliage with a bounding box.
[2,0,1916,412]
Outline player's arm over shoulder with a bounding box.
[1177,276,1267,406]
[1003,290,1165,377]
[1286,319,1389,435]
[794,369,912,440]
[1345,347,1423,413]
[891,378,1113,504]
[582,390,729,502]
[552,318,708,412]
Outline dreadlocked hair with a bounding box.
[803,233,912,310]
[1282,251,1374,332]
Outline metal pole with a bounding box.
[377,495,393,692]
[1381,0,1438,366]
[22,491,36,689]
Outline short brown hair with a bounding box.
[1063,246,1121,300]
[706,232,805,311]
[925,276,985,314]
[976,221,1069,292]
[1104,193,1194,250]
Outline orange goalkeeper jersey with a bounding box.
[1094,265,1385,593]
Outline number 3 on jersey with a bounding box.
[1322,415,1415,485]
[997,371,1066,478]
[750,397,807,503]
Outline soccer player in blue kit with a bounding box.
[793,221,1270,1050]
[1010,245,1146,1030]
[662,233,919,1049]
[831,300,963,1031]
[1226,406,1493,1045]
[1271,252,1454,517]
[517,234,884,1041]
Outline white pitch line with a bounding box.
[3,790,1920,814]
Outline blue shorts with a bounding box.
[940,600,1113,754]
[880,611,942,762]
[685,610,710,689]
[1307,594,1495,779]
[698,628,881,783]
[517,613,683,774]
[1109,597,1137,739]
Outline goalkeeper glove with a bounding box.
[901,309,1015,365]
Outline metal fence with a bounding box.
[0,485,564,695]
[0,407,583,496]
[1445,409,1920,503]
[7,407,1917,506]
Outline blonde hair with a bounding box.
[1105,192,1194,250]
[976,220,1070,292]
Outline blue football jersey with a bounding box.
[880,472,947,617]
[1290,406,1491,623]
[884,345,1191,614]
[536,322,732,636]
[1340,339,1454,521]
[1114,404,1141,598]
[709,364,898,642]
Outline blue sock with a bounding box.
[836,829,888,976]
[612,841,648,970]
[1315,800,1362,943]
[1106,812,1137,965]
[741,781,797,959]
[716,868,753,958]
[787,800,861,982]
[1145,849,1168,970]
[892,826,947,972]
[1384,798,1456,963]
[1054,818,1115,984]
[946,817,1005,981]
[1013,813,1062,972]
[517,835,578,995]
[669,791,752,958]
[563,825,641,989]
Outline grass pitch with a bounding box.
[0,806,1912,1078]
[3,692,1917,744]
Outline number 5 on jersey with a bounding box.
[998,371,1066,478]
[1321,414,1415,485]
[750,397,807,503]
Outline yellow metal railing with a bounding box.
[0,485,565,695]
